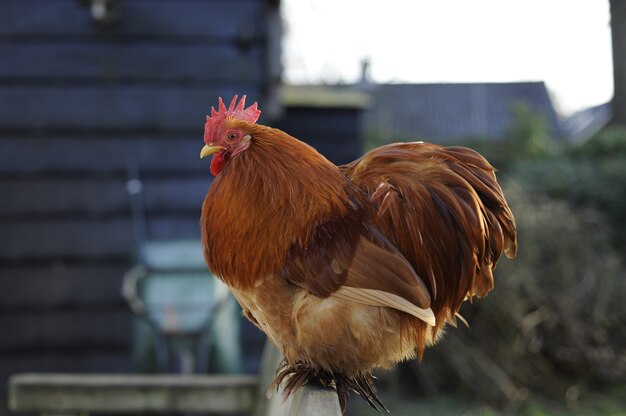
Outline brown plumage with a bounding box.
[200,96,517,411]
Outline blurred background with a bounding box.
[1,0,625,415]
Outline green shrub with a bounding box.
[570,127,626,158]
[503,102,555,159]
[399,181,626,407]
[509,156,626,247]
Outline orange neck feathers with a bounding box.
[201,124,358,289]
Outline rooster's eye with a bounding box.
[227,132,238,141]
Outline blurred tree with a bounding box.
[503,102,553,159]
[571,125,626,157]
[399,181,626,407]
[611,0,626,125]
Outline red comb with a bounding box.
[204,95,261,144]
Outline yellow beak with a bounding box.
[200,144,225,159]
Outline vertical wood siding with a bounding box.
[0,0,273,395]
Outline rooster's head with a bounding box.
[201,95,261,176]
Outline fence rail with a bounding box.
[8,344,342,416]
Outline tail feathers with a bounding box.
[270,360,389,413]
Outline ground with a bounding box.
[346,386,626,416]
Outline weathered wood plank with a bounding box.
[268,384,343,416]
[0,177,209,216]
[0,264,128,309]
[0,135,352,175]
[0,218,133,259]
[0,43,263,82]
[9,373,258,414]
[0,137,207,175]
[0,352,130,385]
[0,0,279,405]
[142,177,209,213]
[0,310,132,351]
[276,107,363,134]
[276,107,364,163]
[1,178,132,216]
[148,216,203,242]
[0,0,264,40]
[0,216,201,259]
[304,139,362,165]
[253,343,342,416]
[0,86,261,132]
[7,345,341,416]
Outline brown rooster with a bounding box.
[200,95,517,411]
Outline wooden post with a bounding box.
[266,383,343,416]
[611,0,626,125]
[254,343,343,416]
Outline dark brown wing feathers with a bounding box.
[283,141,515,334]
[348,228,431,309]
[283,213,432,310]
[342,142,517,328]
[282,214,359,298]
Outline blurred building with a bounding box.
[276,85,370,164]
[562,102,613,143]
[0,2,372,410]
[361,82,563,143]
[0,0,282,401]
[348,61,562,143]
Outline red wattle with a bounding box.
[210,151,230,176]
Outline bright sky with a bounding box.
[282,0,614,115]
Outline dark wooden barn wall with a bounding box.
[0,0,272,397]
[275,106,364,165]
